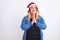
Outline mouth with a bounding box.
[32,10,35,12]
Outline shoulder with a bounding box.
[38,15,44,20]
[22,15,28,20]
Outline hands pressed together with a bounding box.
[31,15,36,24]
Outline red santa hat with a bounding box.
[27,2,36,8]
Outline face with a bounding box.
[30,5,37,15]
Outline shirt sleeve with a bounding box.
[21,16,33,30]
[36,16,47,30]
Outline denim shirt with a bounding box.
[21,15,47,40]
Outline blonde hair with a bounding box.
[27,6,39,19]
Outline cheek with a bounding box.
[34,9,36,12]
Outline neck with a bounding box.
[31,15,35,19]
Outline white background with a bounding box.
[0,0,60,40]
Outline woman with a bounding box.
[21,2,47,40]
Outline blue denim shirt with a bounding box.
[21,15,47,40]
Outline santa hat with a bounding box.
[27,2,36,8]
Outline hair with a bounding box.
[27,6,40,19]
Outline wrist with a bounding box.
[31,22,33,24]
